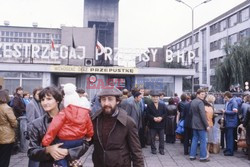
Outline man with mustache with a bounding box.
[91,88,144,167]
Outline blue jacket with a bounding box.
[225,98,238,128]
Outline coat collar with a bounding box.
[92,107,127,126]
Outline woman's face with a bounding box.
[40,94,58,112]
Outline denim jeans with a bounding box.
[55,138,84,167]
[190,129,207,160]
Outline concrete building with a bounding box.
[164,0,250,90]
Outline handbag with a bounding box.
[175,119,184,135]
[236,125,247,148]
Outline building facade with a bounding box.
[164,0,250,90]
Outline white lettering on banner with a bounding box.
[13,44,21,58]
[0,43,196,63]
[177,51,184,63]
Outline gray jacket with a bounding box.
[26,98,44,130]
[190,98,208,130]
[126,100,143,129]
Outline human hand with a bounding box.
[157,117,162,122]
[86,137,91,142]
[206,127,210,131]
[154,117,159,122]
[46,143,68,160]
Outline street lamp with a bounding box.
[176,0,212,93]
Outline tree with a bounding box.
[215,38,250,91]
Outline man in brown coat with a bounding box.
[91,88,144,167]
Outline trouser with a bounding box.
[0,143,14,167]
[220,128,225,149]
[165,135,176,143]
[139,128,146,148]
[150,128,164,152]
[55,138,84,167]
[184,127,192,154]
[225,127,235,155]
[28,159,39,167]
[190,129,207,160]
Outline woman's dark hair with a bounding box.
[0,90,10,104]
[33,87,43,97]
[180,93,187,101]
[168,98,175,105]
[39,86,63,104]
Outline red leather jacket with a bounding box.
[42,104,94,146]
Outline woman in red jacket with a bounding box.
[42,83,93,167]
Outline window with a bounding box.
[228,33,238,45]
[18,38,22,43]
[19,32,22,37]
[34,33,37,38]
[220,38,227,49]
[193,33,199,43]
[6,32,9,36]
[229,14,237,27]
[1,31,5,36]
[186,38,190,46]
[6,38,9,42]
[15,32,18,37]
[10,32,13,36]
[28,33,31,37]
[210,23,219,35]
[10,38,13,42]
[240,8,249,22]
[220,19,227,31]
[42,33,46,38]
[210,40,219,51]
[23,32,27,37]
[195,48,199,57]
[239,29,248,41]
[38,33,41,38]
[1,38,5,42]
[195,63,199,72]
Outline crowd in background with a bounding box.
[0,84,250,166]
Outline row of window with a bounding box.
[1,31,61,39]
[210,7,250,36]
[1,37,61,44]
[168,33,199,52]
[210,28,250,52]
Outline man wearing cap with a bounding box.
[146,90,167,155]
[91,88,144,167]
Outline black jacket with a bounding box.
[13,94,26,118]
[28,113,89,167]
[146,102,166,129]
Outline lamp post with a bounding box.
[176,0,212,93]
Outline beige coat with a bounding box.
[0,103,18,144]
[205,106,214,127]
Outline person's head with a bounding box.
[224,91,233,102]
[0,90,9,104]
[196,89,206,100]
[33,87,43,101]
[131,87,140,96]
[39,86,62,112]
[63,83,80,108]
[174,93,178,97]
[98,88,122,115]
[139,88,144,97]
[159,92,165,100]
[150,91,160,103]
[23,91,30,99]
[205,94,216,104]
[244,94,250,103]
[76,88,85,97]
[16,86,23,96]
[180,93,187,101]
[122,89,129,96]
[134,92,142,102]
[168,98,175,105]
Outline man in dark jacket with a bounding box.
[12,86,26,118]
[189,89,209,162]
[146,91,166,155]
[92,88,144,167]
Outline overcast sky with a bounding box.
[0,0,247,48]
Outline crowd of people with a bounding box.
[0,84,250,167]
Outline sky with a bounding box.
[0,0,247,48]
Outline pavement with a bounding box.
[10,141,250,167]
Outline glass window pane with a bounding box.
[0,72,20,77]
[22,72,42,78]
[4,79,20,95]
[22,79,42,95]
